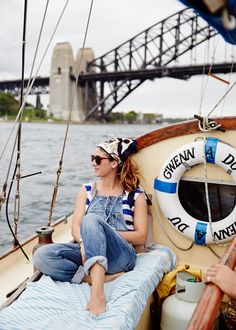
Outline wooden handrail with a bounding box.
[136,116,236,150]
[187,234,236,330]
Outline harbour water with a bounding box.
[0,122,157,255]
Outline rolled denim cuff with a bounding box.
[84,256,108,275]
[71,265,85,284]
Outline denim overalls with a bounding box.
[80,192,137,277]
[33,191,137,283]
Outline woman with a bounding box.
[33,137,148,316]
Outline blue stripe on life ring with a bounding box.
[154,178,177,194]
[205,137,218,164]
[194,222,207,245]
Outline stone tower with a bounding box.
[73,47,97,122]
[49,42,74,121]
[49,43,96,122]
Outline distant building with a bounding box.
[137,112,163,124]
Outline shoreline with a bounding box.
[0,118,191,125]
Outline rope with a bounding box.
[156,206,194,251]
[207,79,236,118]
[47,0,95,226]
[195,42,236,247]
[198,125,230,248]
[197,115,223,132]
[202,134,215,242]
[198,35,220,116]
[220,47,235,115]
[207,245,221,259]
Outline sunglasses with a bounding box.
[91,154,110,165]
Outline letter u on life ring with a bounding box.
[154,137,236,245]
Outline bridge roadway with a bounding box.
[0,63,235,95]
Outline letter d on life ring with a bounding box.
[154,137,236,245]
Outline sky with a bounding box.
[0,0,236,118]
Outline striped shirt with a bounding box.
[83,182,144,231]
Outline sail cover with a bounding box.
[178,0,236,44]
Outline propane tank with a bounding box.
[160,272,205,330]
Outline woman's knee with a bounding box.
[81,213,104,231]
[33,244,57,270]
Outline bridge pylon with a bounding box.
[49,43,96,122]
[74,47,97,122]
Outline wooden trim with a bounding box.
[187,234,236,330]
[136,116,236,150]
[0,270,42,310]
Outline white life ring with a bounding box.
[154,137,236,245]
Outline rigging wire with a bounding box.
[4,0,30,260]
[0,0,50,205]
[194,36,236,249]
[220,46,236,115]
[198,35,220,115]
[25,0,50,92]
[1,0,69,259]
[47,0,94,226]
[0,0,70,163]
[12,0,30,246]
[207,79,236,118]
[198,37,210,116]
[197,41,236,248]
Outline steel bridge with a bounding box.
[0,8,235,121]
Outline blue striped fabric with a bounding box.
[84,184,93,208]
[0,246,176,330]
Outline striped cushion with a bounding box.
[0,246,176,330]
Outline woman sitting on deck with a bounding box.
[33,138,148,316]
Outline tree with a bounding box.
[124,111,137,123]
[108,111,124,123]
[0,93,19,116]
[143,113,156,124]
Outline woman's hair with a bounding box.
[99,147,140,192]
[119,156,140,192]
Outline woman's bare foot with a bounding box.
[86,293,106,315]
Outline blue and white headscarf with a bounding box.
[98,138,138,166]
